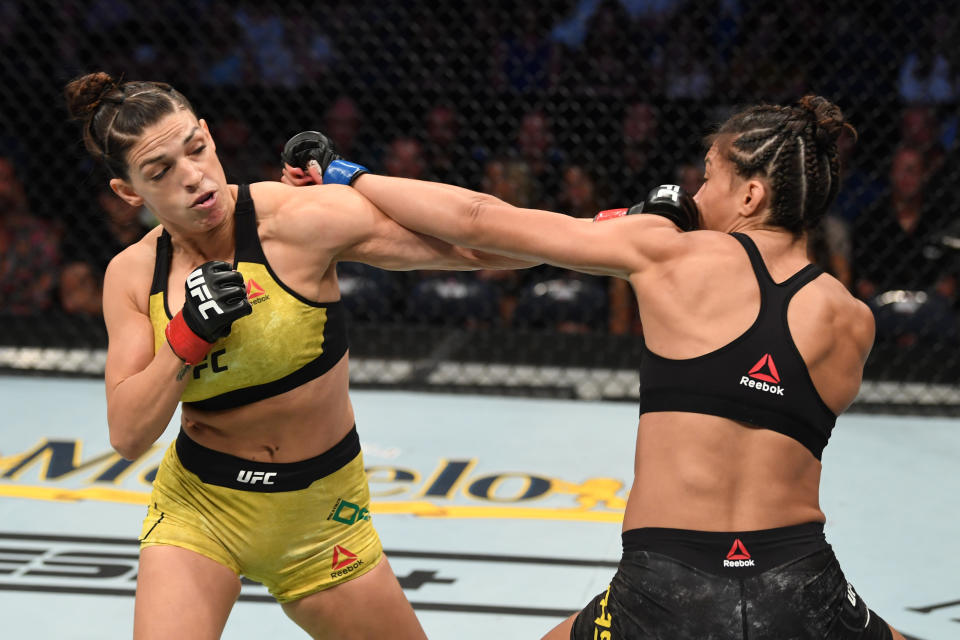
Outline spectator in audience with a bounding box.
[491,6,559,93]
[476,158,537,323]
[286,14,336,84]
[897,7,959,105]
[211,115,266,184]
[233,2,299,87]
[59,186,152,317]
[324,96,363,160]
[579,0,636,96]
[383,137,425,180]
[808,215,853,291]
[0,157,60,315]
[616,102,662,203]
[196,3,251,86]
[422,105,481,186]
[832,125,883,225]
[515,109,566,209]
[551,0,684,49]
[899,104,946,178]
[59,262,103,316]
[853,146,948,300]
[654,10,715,100]
[724,5,812,102]
[481,158,535,209]
[556,165,601,219]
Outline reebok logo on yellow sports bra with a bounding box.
[246,278,268,303]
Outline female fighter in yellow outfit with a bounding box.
[65,71,527,640]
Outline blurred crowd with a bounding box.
[1,0,958,353]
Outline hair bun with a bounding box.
[796,94,855,146]
[64,72,120,120]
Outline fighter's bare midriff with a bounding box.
[623,412,825,532]
[180,353,356,463]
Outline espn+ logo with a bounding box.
[739,353,784,396]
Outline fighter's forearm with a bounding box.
[353,174,499,248]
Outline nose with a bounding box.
[183,160,203,191]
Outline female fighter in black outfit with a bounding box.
[285,94,906,639]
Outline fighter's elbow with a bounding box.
[110,437,146,462]
[463,196,499,247]
[108,421,150,461]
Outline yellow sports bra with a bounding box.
[148,184,348,411]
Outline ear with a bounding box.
[109,178,144,208]
[199,118,216,152]
[739,179,768,218]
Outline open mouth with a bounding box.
[192,190,217,208]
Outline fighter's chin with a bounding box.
[190,191,227,229]
[198,207,228,231]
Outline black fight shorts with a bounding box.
[571,523,893,640]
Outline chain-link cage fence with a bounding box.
[1,0,958,410]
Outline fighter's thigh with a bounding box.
[280,555,426,640]
[134,545,242,640]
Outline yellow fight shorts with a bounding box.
[139,425,382,603]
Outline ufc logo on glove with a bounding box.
[187,268,225,319]
[655,184,681,202]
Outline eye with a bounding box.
[190,145,206,156]
[151,167,169,181]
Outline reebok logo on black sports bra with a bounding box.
[740,353,784,395]
[637,233,837,460]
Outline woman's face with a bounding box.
[693,144,738,231]
[111,109,229,234]
[691,142,766,232]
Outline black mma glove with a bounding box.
[594,184,700,231]
[281,130,368,186]
[165,261,252,365]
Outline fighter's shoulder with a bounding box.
[249,181,371,247]
[666,229,750,263]
[249,181,358,219]
[814,273,875,352]
[103,225,163,309]
[106,225,162,277]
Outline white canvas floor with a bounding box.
[0,376,957,639]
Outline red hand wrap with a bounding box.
[593,208,628,222]
[165,311,213,365]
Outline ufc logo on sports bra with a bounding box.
[192,348,229,379]
[237,470,277,485]
[187,268,224,320]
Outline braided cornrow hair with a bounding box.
[64,72,195,180]
[706,95,856,235]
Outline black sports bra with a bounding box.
[638,233,837,459]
